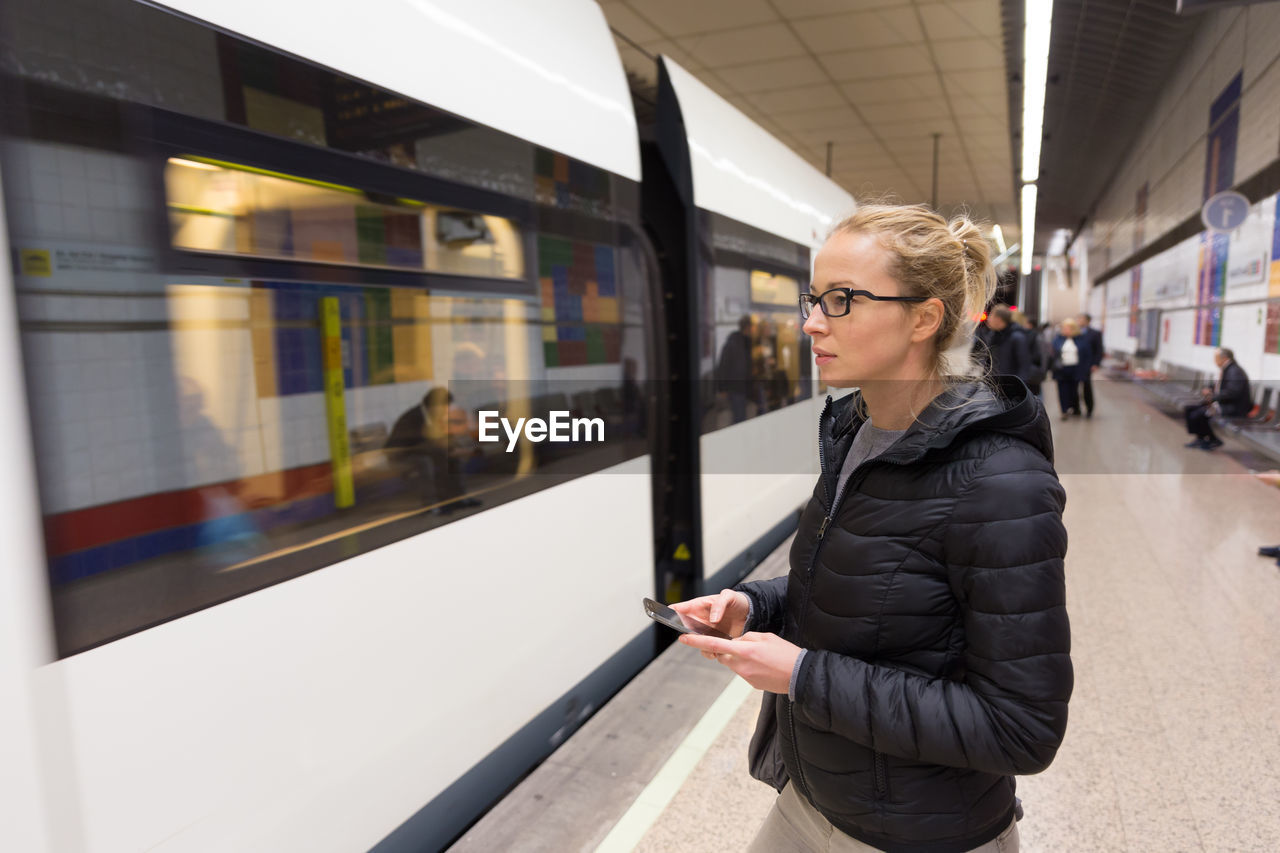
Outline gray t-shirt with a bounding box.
[788,417,905,701]
[835,418,907,503]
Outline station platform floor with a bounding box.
[450,377,1280,853]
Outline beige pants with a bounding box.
[747,782,1019,853]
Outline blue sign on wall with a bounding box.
[1201,190,1249,234]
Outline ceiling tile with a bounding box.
[858,98,949,124]
[599,3,662,44]
[748,83,848,114]
[876,117,958,141]
[622,0,778,37]
[836,155,898,174]
[972,94,1008,117]
[963,130,1011,149]
[974,169,1014,187]
[713,56,829,92]
[772,0,913,18]
[678,23,807,67]
[791,11,915,54]
[840,74,945,105]
[795,127,876,150]
[949,95,1000,119]
[930,39,1004,73]
[947,0,1002,39]
[852,171,923,197]
[916,2,982,42]
[820,44,934,81]
[782,108,872,132]
[875,7,925,43]
[942,69,1007,98]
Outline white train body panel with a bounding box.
[38,461,651,853]
[698,398,824,580]
[662,58,854,251]
[0,166,59,853]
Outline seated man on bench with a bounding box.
[1184,347,1251,451]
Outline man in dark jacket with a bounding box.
[692,377,1070,853]
[1184,347,1251,450]
[385,387,475,510]
[716,316,755,423]
[1075,313,1104,417]
[972,304,1031,381]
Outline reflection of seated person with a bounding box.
[385,388,480,513]
[177,376,264,556]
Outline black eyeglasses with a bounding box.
[799,287,927,319]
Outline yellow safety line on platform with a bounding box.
[595,676,755,853]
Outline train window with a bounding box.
[0,0,652,656]
[702,214,812,433]
[165,157,525,279]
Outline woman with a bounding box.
[1052,318,1092,419]
[673,204,1071,853]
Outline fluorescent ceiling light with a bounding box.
[992,224,1007,255]
[993,242,1020,267]
[1021,183,1037,275]
[1021,1,1053,183]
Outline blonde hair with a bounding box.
[827,203,996,380]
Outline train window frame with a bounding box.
[699,210,814,435]
[0,4,657,656]
[146,108,539,297]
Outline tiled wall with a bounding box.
[20,303,435,516]
[4,141,155,250]
[8,140,470,515]
[1085,4,1280,280]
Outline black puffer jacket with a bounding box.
[737,377,1071,853]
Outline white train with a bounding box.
[0,1,851,851]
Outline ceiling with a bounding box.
[1003,0,1203,254]
[602,0,1018,251]
[599,0,1206,259]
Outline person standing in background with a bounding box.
[1014,310,1049,397]
[1075,313,1104,418]
[1053,319,1094,420]
[972,304,1031,382]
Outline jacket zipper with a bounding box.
[787,396,832,804]
[790,397,917,805]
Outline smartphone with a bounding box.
[642,597,731,639]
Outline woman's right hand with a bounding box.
[671,589,751,639]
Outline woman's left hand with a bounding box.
[678,632,803,694]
